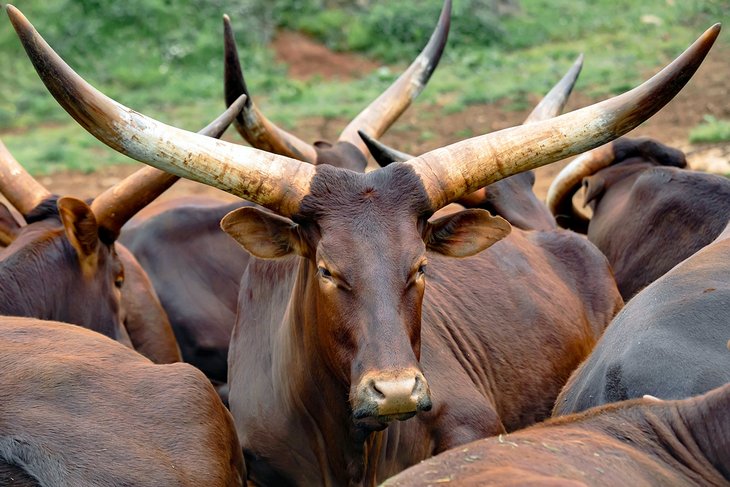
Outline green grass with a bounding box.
[689,116,730,144]
[0,0,727,174]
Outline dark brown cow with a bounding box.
[0,316,244,486]
[223,0,451,171]
[553,222,730,416]
[0,98,244,360]
[121,199,250,381]
[384,383,730,486]
[547,136,730,299]
[10,6,719,484]
[357,53,585,231]
[119,1,451,385]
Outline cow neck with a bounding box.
[671,388,730,481]
[0,222,77,320]
[597,393,730,484]
[284,258,400,486]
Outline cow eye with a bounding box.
[417,264,427,277]
[114,275,124,288]
[318,266,333,279]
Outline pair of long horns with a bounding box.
[7,4,720,218]
[546,136,688,231]
[0,89,245,238]
[223,0,451,162]
[359,53,585,166]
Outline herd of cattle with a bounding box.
[0,2,727,485]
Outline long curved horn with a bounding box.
[360,53,585,168]
[403,24,720,212]
[90,95,247,240]
[524,54,583,124]
[339,0,451,156]
[223,15,318,163]
[8,5,315,219]
[546,136,687,231]
[0,140,51,215]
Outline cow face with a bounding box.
[222,164,510,429]
[2,197,127,341]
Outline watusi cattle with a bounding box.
[383,383,730,486]
[120,0,452,386]
[553,221,730,415]
[547,136,730,299]
[10,6,719,484]
[357,53,584,231]
[0,316,244,486]
[0,97,245,361]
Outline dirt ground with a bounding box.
[35,31,730,205]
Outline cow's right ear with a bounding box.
[221,207,306,259]
[58,197,100,274]
[0,202,23,246]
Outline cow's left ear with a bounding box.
[425,209,511,257]
[58,197,100,273]
[221,206,306,259]
[0,202,23,246]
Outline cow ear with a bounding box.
[221,206,306,259]
[425,209,511,257]
[582,175,606,208]
[0,202,23,246]
[58,197,100,271]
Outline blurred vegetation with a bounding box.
[0,0,727,174]
[689,116,730,144]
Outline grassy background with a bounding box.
[0,0,727,174]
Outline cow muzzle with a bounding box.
[351,369,432,429]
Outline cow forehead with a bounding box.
[298,164,431,222]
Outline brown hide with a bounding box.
[384,384,730,486]
[116,243,182,364]
[121,197,251,382]
[0,316,243,486]
[584,161,730,299]
[227,165,621,486]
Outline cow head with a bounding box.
[547,136,688,232]
[9,4,719,427]
[223,0,451,172]
[221,168,510,428]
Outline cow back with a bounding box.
[0,316,244,486]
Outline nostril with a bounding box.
[412,375,422,394]
[370,380,385,399]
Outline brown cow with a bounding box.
[383,383,730,486]
[0,316,244,486]
[547,136,730,299]
[118,1,451,385]
[0,97,245,361]
[10,6,719,484]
